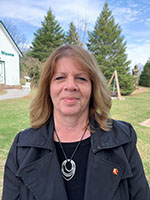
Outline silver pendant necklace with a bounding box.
[55,126,88,181]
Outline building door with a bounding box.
[0,61,5,84]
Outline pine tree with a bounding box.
[139,59,150,87]
[87,2,135,95]
[29,9,64,61]
[65,22,80,45]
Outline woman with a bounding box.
[2,45,150,200]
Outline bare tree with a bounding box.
[75,16,89,47]
[2,19,28,52]
[21,54,43,86]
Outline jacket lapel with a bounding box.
[16,149,68,200]
[84,149,124,200]
[83,118,133,200]
[16,116,68,200]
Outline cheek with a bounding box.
[50,83,62,102]
[83,85,92,99]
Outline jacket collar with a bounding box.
[17,115,55,150]
[17,115,132,152]
[90,116,132,153]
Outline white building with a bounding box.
[0,21,23,86]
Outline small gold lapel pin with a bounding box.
[113,168,118,175]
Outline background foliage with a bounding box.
[29,9,64,62]
[87,2,135,95]
[19,2,145,93]
[139,59,150,87]
[21,55,43,87]
[65,22,80,45]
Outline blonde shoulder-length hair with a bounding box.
[30,45,112,131]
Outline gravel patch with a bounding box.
[0,89,29,100]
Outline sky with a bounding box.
[1,0,150,67]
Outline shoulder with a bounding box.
[91,116,138,151]
[9,127,37,150]
[16,127,38,141]
[111,119,137,145]
[112,119,137,137]
[12,121,50,148]
[91,115,137,147]
[14,117,54,149]
[91,114,136,142]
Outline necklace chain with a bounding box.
[55,126,88,181]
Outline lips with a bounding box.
[63,97,79,104]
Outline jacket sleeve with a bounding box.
[2,133,21,200]
[127,124,150,200]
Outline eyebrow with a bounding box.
[54,72,88,76]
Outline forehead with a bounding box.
[54,57,87,73]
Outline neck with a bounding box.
[53,112,90,142]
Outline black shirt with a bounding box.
[55,137,91,200]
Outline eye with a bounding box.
[55,76,65,80]
[76,77,87,81]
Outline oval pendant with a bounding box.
[61,159,76,181]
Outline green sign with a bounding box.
[1,51,14,57]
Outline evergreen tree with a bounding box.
[139,59,150,87]
[87,2,135,95]
[65,22,80,45]
[29,9,64,61]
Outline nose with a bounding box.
[64,77,78,91]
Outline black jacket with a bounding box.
[2,116,150,200]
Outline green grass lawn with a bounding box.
[111,91,150,184]
[0,90,150,196]
[0,95,32,196]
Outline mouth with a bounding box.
[63,97,79,104]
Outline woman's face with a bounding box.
[50,57,92,118]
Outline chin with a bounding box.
[61,109,81,116]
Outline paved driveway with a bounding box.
[0,89,30,100]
